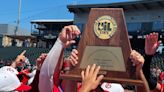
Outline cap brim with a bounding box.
[16,83,31,91]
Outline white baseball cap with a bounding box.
[0,66,19,75]
[0,71,31,91]
[101,82,124,92]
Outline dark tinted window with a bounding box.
[152,21,163,31]
[127,22,141,32]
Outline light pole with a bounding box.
[15,0,21,36]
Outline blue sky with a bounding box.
[0,0,133,31]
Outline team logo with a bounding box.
[94,15,117,39]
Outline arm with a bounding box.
[39,25,80,92]
[28,70,40,92]
[143,33,162,91]
[11,50,26,68]
[130,50,150,92]
[27,70,36,78]
[62,49,79,92]
[39,38,64,92]
[143,55,157,90]
[28,53,47,92]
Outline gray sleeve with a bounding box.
[39,38,64,92]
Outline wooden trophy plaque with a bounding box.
[60,8,143,86]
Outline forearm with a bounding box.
[39,38,64,92]
[138,69,150,92]
[28,70,40,92]
[40,38,64,73]
[142,54,152,79]
[143,55,157,90]
[28,70,36,78]
[142,55,152,75]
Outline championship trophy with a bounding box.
[60,8,145,91]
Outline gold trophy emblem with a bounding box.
[94,15,117,39]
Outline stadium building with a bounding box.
[31,19,73,48]
[0,24,39,66]
[0,19,74,66]
[67,0,164,51]
[0,24,33,47]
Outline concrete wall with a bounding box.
[0,35,2,47]
[0,24,8,35]
[0,24,30,36]
[125,8,164,23]
[74,12,89,24]
[7,24,16,35]
[0,24,31,47]
[7,25,30,36]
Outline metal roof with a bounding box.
[31,19,73,23]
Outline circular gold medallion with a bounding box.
[94,15,117,39]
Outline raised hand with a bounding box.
[130,50,151,92]
[36,53,47,70]
[67,49,78,66]
[59,25,80,47]
[80,64,104,92]
[15,50,26,66]
[130,50,144,70]
[145,33,161,55]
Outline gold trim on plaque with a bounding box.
[94,15,117,39]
